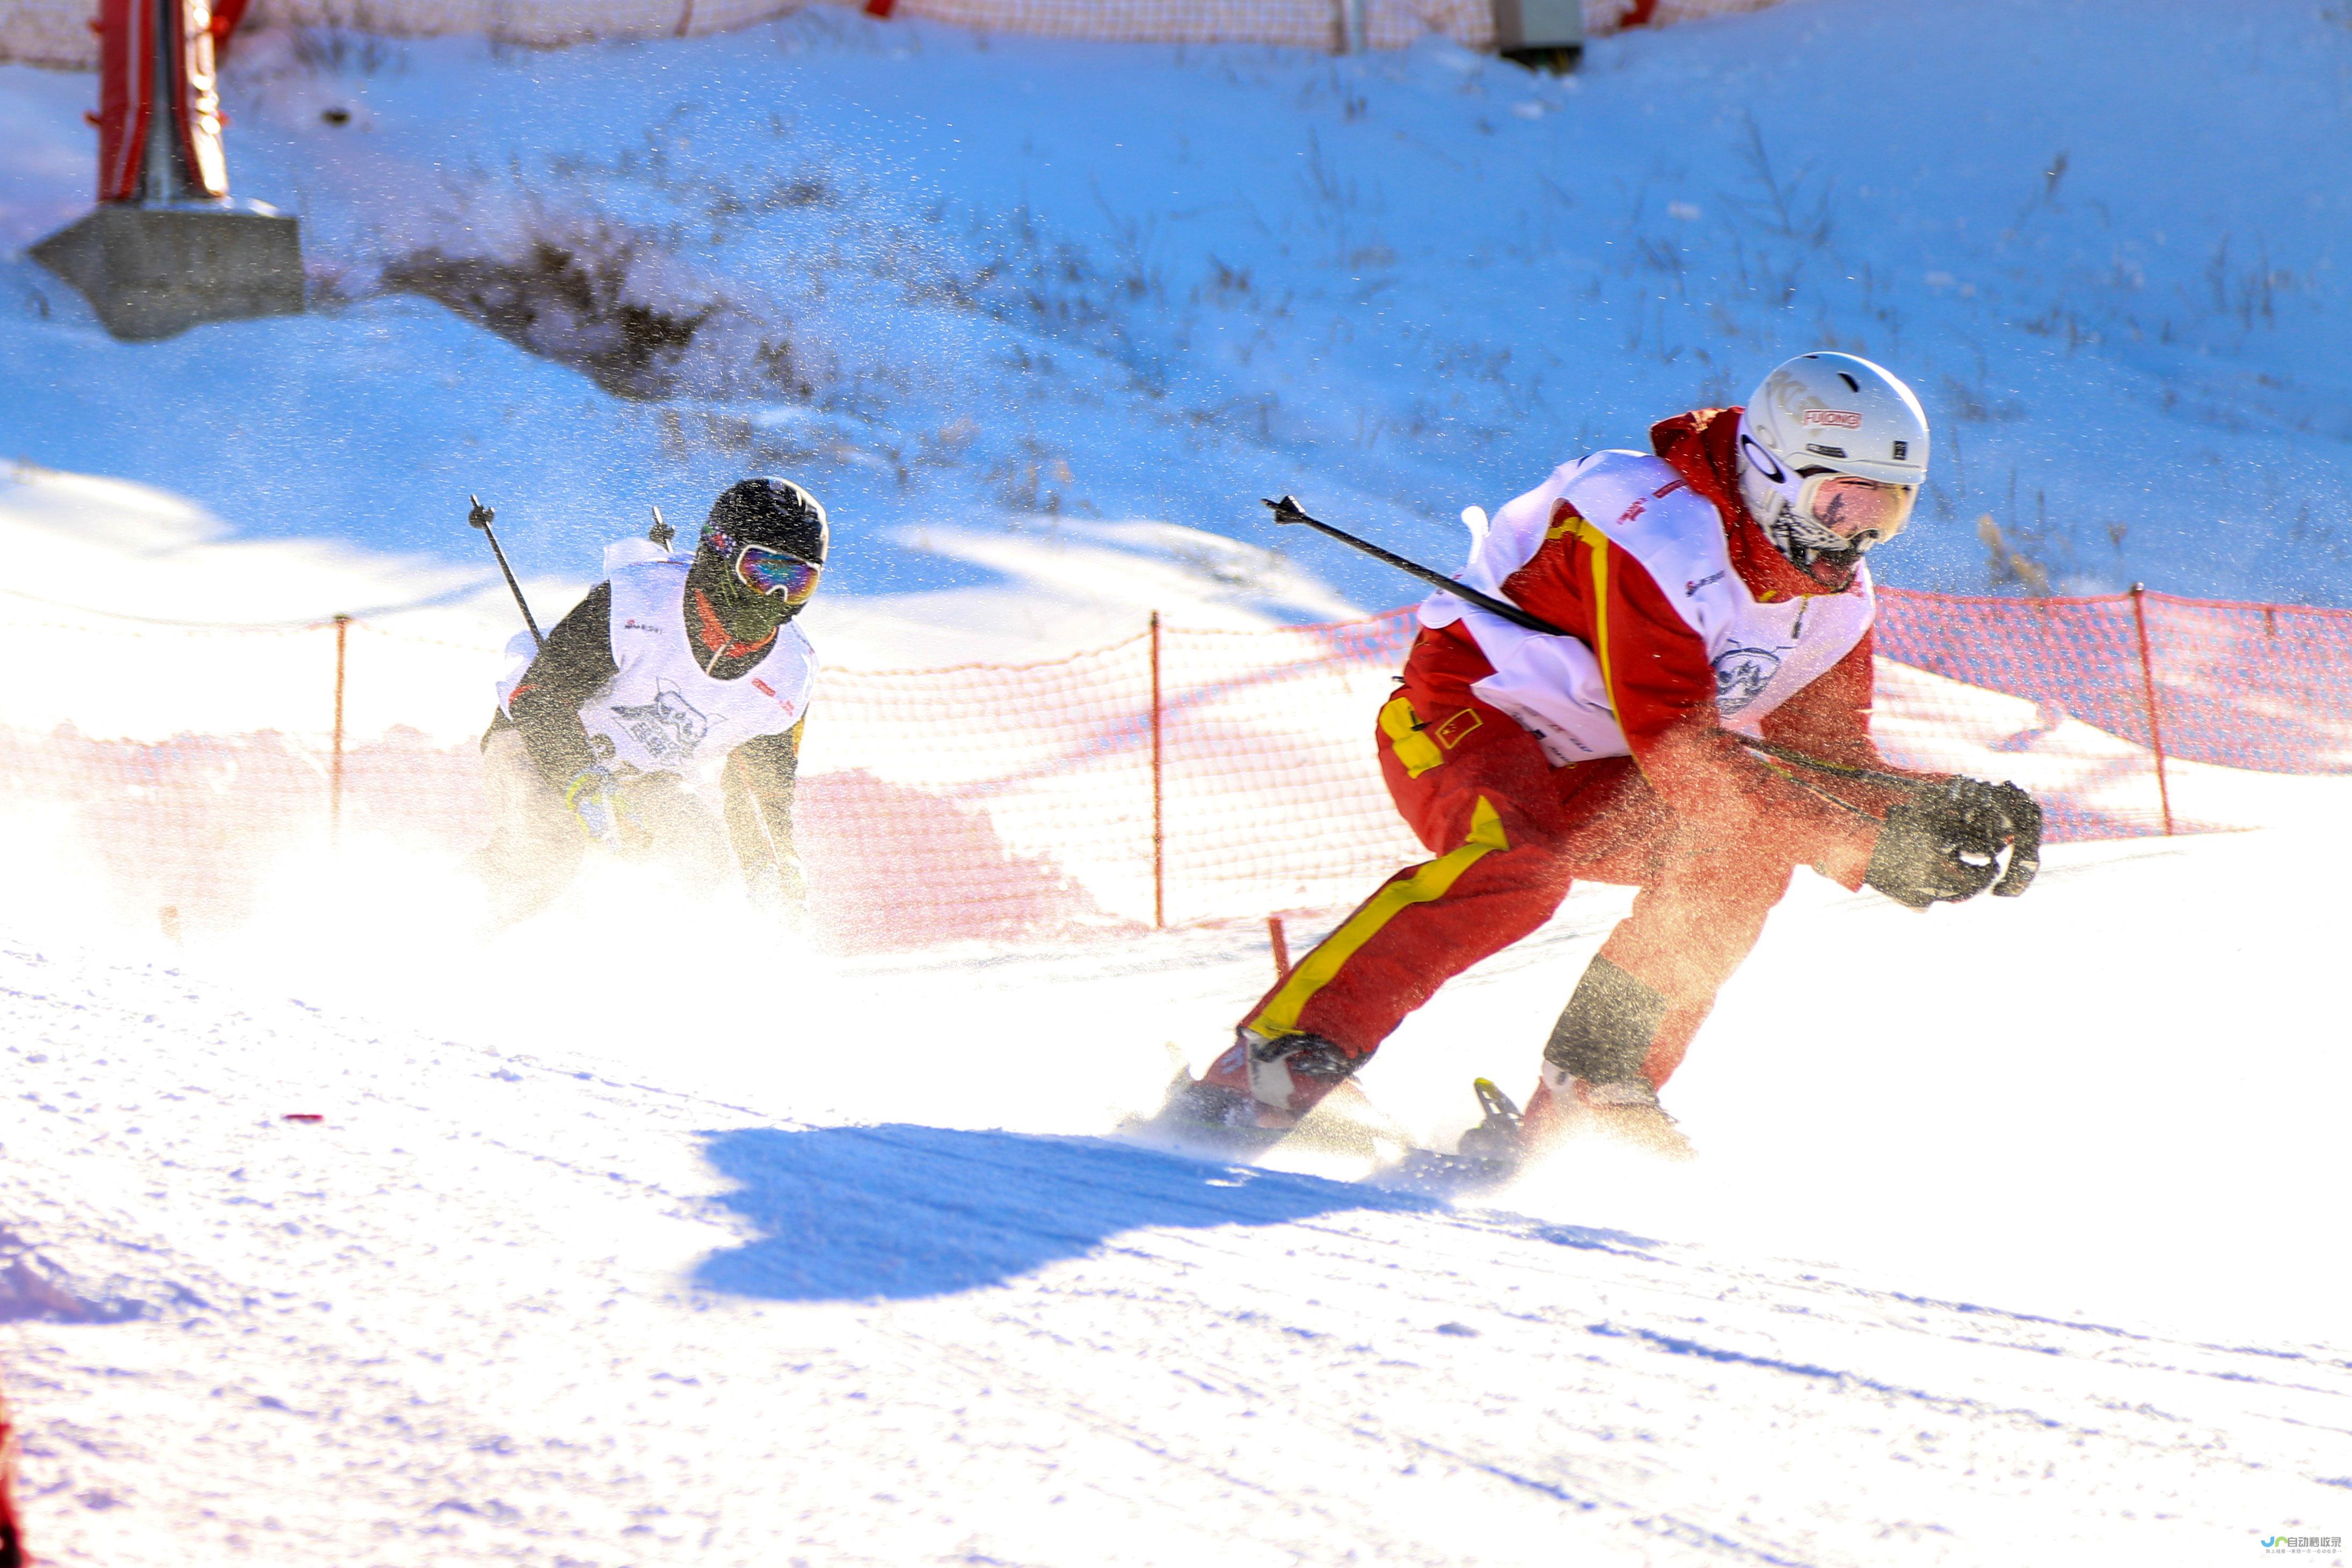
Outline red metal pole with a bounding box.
[95,0,228,203]
[93,0,154,202]
[331,614,349,842]
[2128,585,2174,836]
[1149,610,1164,930]
[1267,915,1291,980]
[0,1370,24,1568]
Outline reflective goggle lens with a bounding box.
[1806,476,1916,545]
[736,544,821,604]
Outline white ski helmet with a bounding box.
[1735,352,1929,570]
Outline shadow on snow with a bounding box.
[691,1123,1440,1303]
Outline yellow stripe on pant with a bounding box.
[1246,797,1512,1040]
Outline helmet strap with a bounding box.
[1739,418,1881,584]
[1797,543,1864,588]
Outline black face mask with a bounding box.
[686,548,796,650]
[1801,544,1867,588]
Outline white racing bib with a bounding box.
[1421,450,1874,765]
[579,559,817,792]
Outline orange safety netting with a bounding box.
[3,586,2348,952]
[1871,588,2352,840]
[2,0,1793,69]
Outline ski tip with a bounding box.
[1471,1077,1522,1121]
[1457,1077,1526,1169]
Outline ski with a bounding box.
[1124,1072,1528,1200]
[1367,1078,1525,1197]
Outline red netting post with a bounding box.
[331,613,350,843]
[1149,610,1165,929]
[1267,915,1291,980]
[0,1368,24,1568]
[2128,585,2175,836]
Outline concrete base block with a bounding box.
[1492,0,1583,70]
[31,201,303,342]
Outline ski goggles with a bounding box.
[711,529,822,604]
[1801,473,1916,549]
[737,545,821,604]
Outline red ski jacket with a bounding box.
[1402,407,1929,887]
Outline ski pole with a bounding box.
[1261,495,1927,794]
[1264,494,1561,636]
[469,494,543,650]
[1728,734,1928,796]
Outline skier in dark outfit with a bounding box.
[477,478,827,923]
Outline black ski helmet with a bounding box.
[688,477,829,640]
[704,476,828,566]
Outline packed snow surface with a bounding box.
[3,820,2349,1565]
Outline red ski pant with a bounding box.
[1238,690,1801,1089]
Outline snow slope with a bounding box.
[4,3,2351,1561]
[2,0,2349,626]
[2,819,2348,1564]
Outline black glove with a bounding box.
[1865,776,2042,910]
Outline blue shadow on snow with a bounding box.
[693,1124,1441,1302]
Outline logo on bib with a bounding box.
[751,675,800,719]
[609,682,710,764]
[1712,647,1782,715]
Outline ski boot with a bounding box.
[1521,1064,1694,1162]
[1149,1027,1364,1148]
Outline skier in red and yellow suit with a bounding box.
[1175,353,2038,1157]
